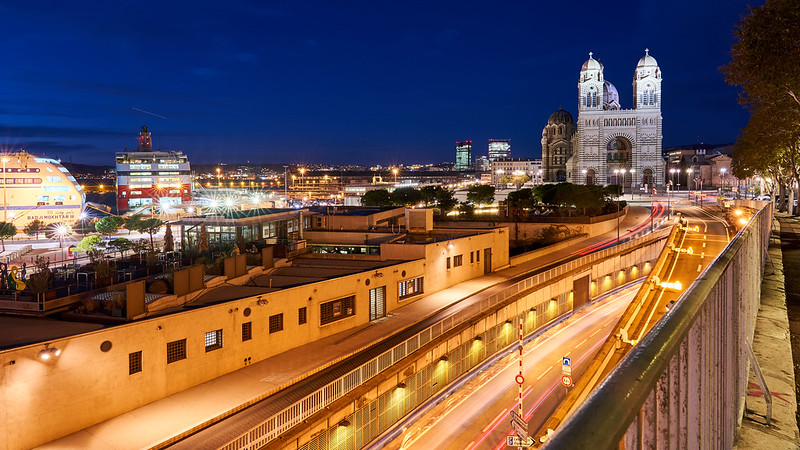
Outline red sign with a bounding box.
[561,375,573,387]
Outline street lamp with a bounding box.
[392,168,398,184]
[670,168,679,191]
[1,157,9,223]
[299,167,306,187]
[667,180,673,216]
[720,167,727,194]
[629,169,636,198]
[216,167,221,187]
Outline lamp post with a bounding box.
[1,157,8,223]
[670,168,679,191]
[667,180,673,216]
[720,167,727,195]
[582,169,587,185]
[216,167,221,187]
[299,167,306,188]
[629,169,636,198]
[283,165,288,203]
[687,168,693,202]
[392,168,398,184]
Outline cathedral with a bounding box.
[542,50,663,189]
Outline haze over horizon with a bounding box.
[0,1,753,165]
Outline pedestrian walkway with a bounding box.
[735,214,800,449]
[38,208,657,450]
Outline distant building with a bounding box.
[490,158,543,185]
[475,155,490,172]
[115,126,193,213]
[488,139,511,161]
[455,141,472,171]
[541,108,577,182]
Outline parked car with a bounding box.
[754,194,771,201]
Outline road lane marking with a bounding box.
[697,264,702,272]
[703,242,706,248]
[536,366,553,381]
[576,338,588,348]
[484,411,506,433]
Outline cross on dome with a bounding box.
[589,52,593,58]
[645,48,649,56]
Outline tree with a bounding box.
[108,238,133,259]
[466,185,495,205]
[390,187,423,206]
[77,235,104,253]
[436,188,458,216]
[23,219,45,239]
[164,223,174,252]
[0,222,16,252]
[95,216,125,236]
[139,218,163,251]
[501,173,531,190]
[361,189,393,206]
[722,0,800,114]
[124,214,144,235]
[198,224,210,253]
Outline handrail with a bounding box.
[543,204,771,449]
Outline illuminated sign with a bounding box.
[673,247,694,254]
[660,281,682,291]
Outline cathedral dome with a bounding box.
[636,48,658,68]
[603,80,620,108]
[581,52,603,71]
[548,107,573,125]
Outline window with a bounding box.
[476,251,480,262]
[398,277,424,300]
[369,286,386,321]
[453,255,463,267]
[446,257,451,270]
[320,296,356,325]
[205,329,223,352]
[166,339,186,364]
[269,313,284,333]
[298,307,307,325]
[46,176,63,183]
[242,322,252,341]
[129,351,142,374]
[470,252,474,264]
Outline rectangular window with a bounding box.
[446,257,451,270]
[269,313,284,333]
[204,329,223,352]
[242,322,252,341]
[398,277,424,300]
[298,307,307,325]
[453,255,463,267]
[369,286,386,321]
[166,339,186,364]
[129,351,142,375]
[476,251,480,262]
[470,252,474,264]
[320,296,356,325]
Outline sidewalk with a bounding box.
[735,214,800,448]
[38,208,656,450]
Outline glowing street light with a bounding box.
[392,168,398,184]
[53,223,71,248]
[1,156,9,222]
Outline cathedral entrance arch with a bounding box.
[642,169,654,191]
[606,136,632,164]
[556,170,567,182]
[585,169,596,185]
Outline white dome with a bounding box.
[637,48,658,68]
[581,52,603,71]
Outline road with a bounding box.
[380,284,640,450]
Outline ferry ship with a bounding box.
[0,151,85,226]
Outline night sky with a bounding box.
[0,1,755,166]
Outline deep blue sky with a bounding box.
[0,1,754,166]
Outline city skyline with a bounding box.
[0,1,754,165]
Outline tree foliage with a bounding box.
[466,185,495,205]
[23,219,45,239]
[77,235,104,253]
[0,222,16,251]
[361,189,393,206]
[124,214,144,234]
[164,223,174,252]
[95,216,124,235]
[139,218,163,251]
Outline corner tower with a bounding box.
[578,52,604,112]
[632,49,661,109]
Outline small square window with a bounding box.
[269,313,284,333]
[298,307,307,325]
[242,322,252,341]
[205,329,223,352]
[166,339,186,364]
[129,351,142,375]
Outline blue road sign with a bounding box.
[562,356,571,367]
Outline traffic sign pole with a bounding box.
[518,318,524,417]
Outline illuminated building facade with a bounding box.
[487,139,511,161]
[115,126,192,213]
[455,141,472,171]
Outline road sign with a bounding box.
[506,435,535,447]
[509,410,526,428]
[561,374,573,387]
[561,356,572,375]
[510,419,529,441]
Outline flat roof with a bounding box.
[0,317,104,350]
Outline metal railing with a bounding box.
[544,204,772,449]
[218,228,672,450]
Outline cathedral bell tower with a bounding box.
[633,48,662,110]
[578,52,604,112]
